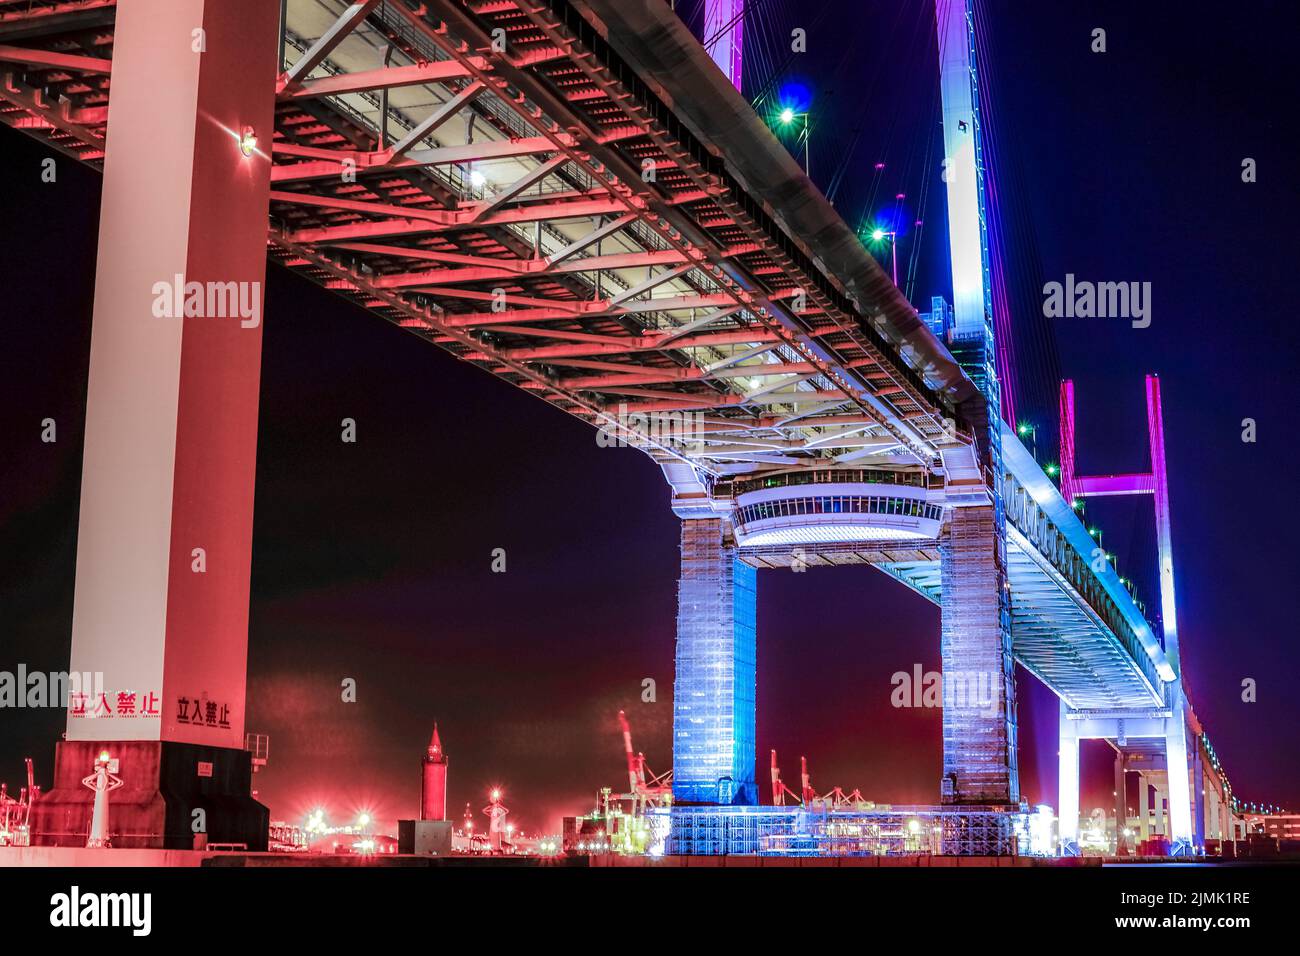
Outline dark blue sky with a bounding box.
[1,0,1295,834]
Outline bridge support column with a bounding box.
[672,518,757,805]
[31,0,278,849]
[1193,736,1206,851]
[1057,701,1081,855]
[939,505,1019,805]
[1164,691,1195,855]
[1201,780,1211,842]
[1138,775,1150,842]
[1114,752,1129,855]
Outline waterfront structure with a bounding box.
[0,0,1231,854]
[421,725,448,822]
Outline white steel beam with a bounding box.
[281,0,383,90]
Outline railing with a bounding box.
[1000,427,1170,696]
[729,467,927,496]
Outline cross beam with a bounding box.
[1059,375,1181,678]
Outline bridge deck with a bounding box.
[0,0,1171,712]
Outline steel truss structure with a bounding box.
[0,0,1235,854]
[0,0,981,487]
[662,805,1023,857]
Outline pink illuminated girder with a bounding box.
[1058,375,1180,676]
[704,0,744,91]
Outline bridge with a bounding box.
[1,0,1232,854]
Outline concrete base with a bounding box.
[0,846,210,867]
[398,819,454,856]
[31,741,268,850]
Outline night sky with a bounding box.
[1,0,1295,837]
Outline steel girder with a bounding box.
[0,0,973,480]
[0,0,1173,714]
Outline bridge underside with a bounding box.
[739,535,1162,712]
[0,0,976,485]
[0,0,1207,849]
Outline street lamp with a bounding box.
[1017,421,1039,460]
[866,227,898,286]
[776,107,811,176]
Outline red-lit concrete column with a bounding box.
[67,0,277,749]
[35,0,279,850]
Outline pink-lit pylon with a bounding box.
[1059,374,1193,853]
[703,0,744,92]
[1059,374,1180,676]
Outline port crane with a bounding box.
[617,710,672,813]
[0,758,37,846]
[770,751,877,810]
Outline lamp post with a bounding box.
[81,750,122,849]
[778,107,811,176]
[1017,421,1038,460]
[869,228,898,286]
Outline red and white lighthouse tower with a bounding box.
[420,725,448,822]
